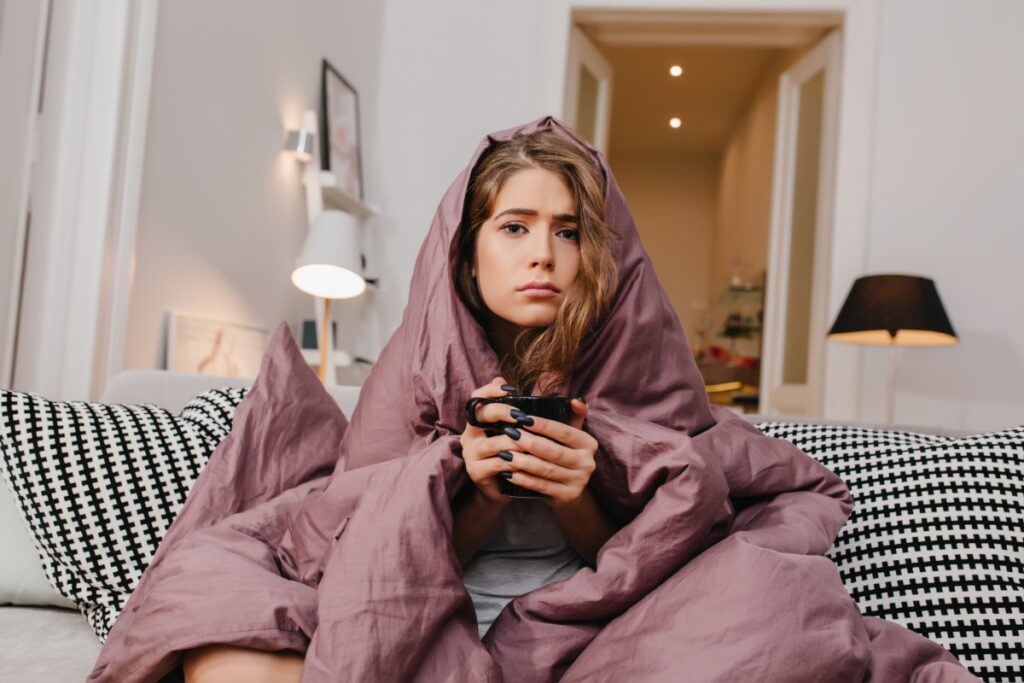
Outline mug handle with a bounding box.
[464,397,505,430]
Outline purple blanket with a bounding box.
[89,116,978,682]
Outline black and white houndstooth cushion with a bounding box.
[0,386,249,641]
[755,422,1024,682]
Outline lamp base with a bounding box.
[886,342,897,425]
[318,297,331,384]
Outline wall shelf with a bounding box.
[291,107,383,387]
[319,171,380,217]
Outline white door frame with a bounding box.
[564,25,614,155]
[11,0,158,400]
[535,0,878,421]
[760,29,842,416]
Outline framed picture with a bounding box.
[319,59,364,200]
[165,311,269,378]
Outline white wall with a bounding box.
[858,0,1024,431]
[711,47,808,297]
[609,151,717,350]
[121,0,385,380]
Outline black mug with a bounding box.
[464,395,573,498]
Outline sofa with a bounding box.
[0,369,1012,681]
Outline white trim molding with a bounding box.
[12,0,158,401]
[0,0,50,389]
[761,29,842,417]
[97,0,159,400]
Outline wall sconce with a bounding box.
[284,127,315,162]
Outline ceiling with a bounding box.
[574,10,839,156]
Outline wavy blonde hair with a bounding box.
[453,129,619,395]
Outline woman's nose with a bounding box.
[529,229,555,269]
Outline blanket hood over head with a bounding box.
[89,115,980,683]
[339,115,729,477]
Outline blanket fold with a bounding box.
[88,116,978,683]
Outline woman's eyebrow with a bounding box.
[493,208,579,223]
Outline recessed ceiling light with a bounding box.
[669,117,682,128]
[669,65,683,77]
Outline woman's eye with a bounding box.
[502,223,526,234]
[558,229,580,241]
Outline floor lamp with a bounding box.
[291,210,366,383]
[827,274,958,424]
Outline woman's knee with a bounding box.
[181,643,305,683]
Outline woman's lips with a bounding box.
[518,288,559,298]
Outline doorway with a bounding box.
[562,6,868,418]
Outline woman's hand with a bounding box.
[459,376,521,505]
[499,398,597,508]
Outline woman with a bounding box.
[95,116,977,683]
[450,129,623,637]
[185,127,618,679]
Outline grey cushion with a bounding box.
[0,606,103,681]
[0,478,76,608]
[100,368,360,416]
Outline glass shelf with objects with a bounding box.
[692,264,765,412]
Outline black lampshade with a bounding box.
[827,274,958,346]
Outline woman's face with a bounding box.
[473,167,581,331]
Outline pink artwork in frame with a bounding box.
[319,59,363,200]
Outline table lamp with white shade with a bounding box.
[827,274,958,424]
[291,209,366,383]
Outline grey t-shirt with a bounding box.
[462,497,588,638]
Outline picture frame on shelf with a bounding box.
[165,311,269,378]
[319,58,364,201]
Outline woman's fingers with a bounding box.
[489,426,577,466]
[467,377,521,427]
[469,376,509,399]
[481,430,585,471]
[568,398,588,431]
[479,453,516,479]
[470,450,573,488]
[500,470,571,498]
[477,402,520,426]
[497,449,575,485]
[514,413,594,450]
[465,377,515,436]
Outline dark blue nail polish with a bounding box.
[503,425,521,440]
[515,415,534,427]
[499,472,513,479]
[510,408,527,419]
[497,450,513,462]
[500,384,517,393]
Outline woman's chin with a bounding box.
[509,313,557,328]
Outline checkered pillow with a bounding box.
[755,422,1024,682]
[0,386,249,640]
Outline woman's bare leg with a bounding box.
[182,644,304,683]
